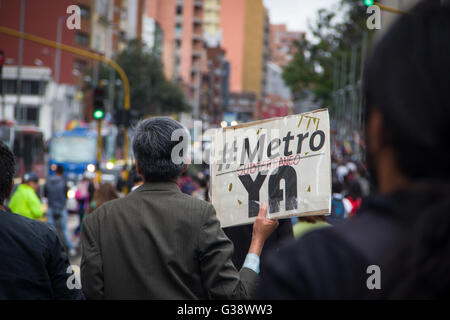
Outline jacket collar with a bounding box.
[136,181,180,193]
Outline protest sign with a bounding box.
[210,109,331,228]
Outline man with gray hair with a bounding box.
[81,117,278,299]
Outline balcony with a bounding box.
[193,17,202,25]
[192,33,203,41]
[192,50,202,58]
[194,0,203,8]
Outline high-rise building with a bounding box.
[269,24,305,68]
[203,0,221,47]
[146,0,204,86]
[200,47,229,125]
[221,0,266,98]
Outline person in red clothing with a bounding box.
[346,180,363,218]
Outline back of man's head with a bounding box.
[132,117,187,182]
[0,141,16,204]
[363,0,450,181]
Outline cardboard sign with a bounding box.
[210,109,331,228]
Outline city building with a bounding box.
[220,0,266,98]
[269,24,305,68]
[142,17,164,57]
[199,47,229,125]
[255,94,293,120]
[226,92,257,124]
[0,0,145,138]
[146,0,206,117]
[203,0,221,47]
[265,61,291,101]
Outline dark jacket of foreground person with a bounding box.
[257,183,450,299]
[0,209,84,299]
[81,181,258,299]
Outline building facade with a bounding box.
[203,0,221,47]
[0,0,145,138]
[146,0,206,117]
[199,47,229,125]
[269,24,305,68]
[221,0,266,98]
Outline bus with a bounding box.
[48,124,124,182]
[0,120,45,179]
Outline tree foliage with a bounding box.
[116,40,190,116]
[283,0,374,112]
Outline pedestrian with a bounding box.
[292,216,330,240]
[8,172,43,220]
[128,165,144,192]
[81,117,278,299]
[345,180,363,218]
[0,141,84,299]
[74,173,95,236]
[44,165,77,257]
[257,0,450,299]
[178,170,199,196]
[327,179,352,225]
[88,183,118,213]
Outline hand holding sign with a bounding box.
[248,203,279,256]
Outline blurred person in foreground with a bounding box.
[8,172,43,220]
[81,117,278,299]
[0,141,83,299]
[257,0,450,299]
[44,165,76,256]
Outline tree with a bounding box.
[283,0,374,114]
[116,40,190,116]
[83,40,190,118]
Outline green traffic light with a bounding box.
[364,0,374,6]
[93,109,104,120]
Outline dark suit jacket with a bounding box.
[81,181,258,300]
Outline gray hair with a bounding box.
[132,117,187,182]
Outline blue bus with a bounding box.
[48,127,98,181]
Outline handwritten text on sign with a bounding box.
[211,109,331,228]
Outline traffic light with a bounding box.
[364,0,375,6]
[93,87,105,120]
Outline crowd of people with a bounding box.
[0,0,449,300]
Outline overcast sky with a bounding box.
[263,0,341,34]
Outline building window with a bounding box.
[3,80,17,94]
[176,4,183,15]
[14,105,40,126]
[21,80,40,95]
[75,32,89,46]
[96,0,108,18]
[79,5,90,18]
[2,80,43,95]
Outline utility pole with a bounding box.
[358,31,368,132]
[16,0,25,117]
[0,50,5,119]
